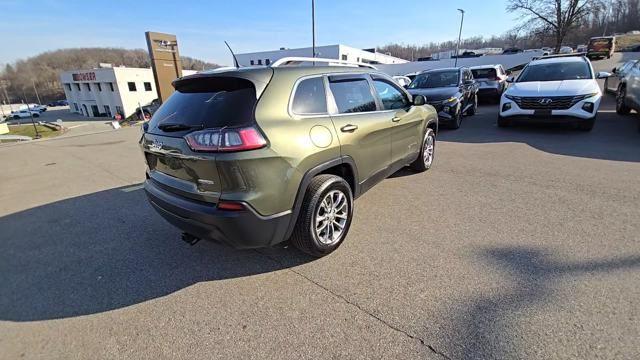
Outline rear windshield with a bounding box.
[517,62,592,82]
[471,68,497,79]
[149,77,257,131]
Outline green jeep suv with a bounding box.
[141,61,438,256]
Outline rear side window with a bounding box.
[373,79,408,110]
[471,68,497,79]
[329,78,376,114]
[292,77,327,114]
[149,77,257,131]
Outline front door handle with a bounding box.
[391,117,401,122]
[340,124,358,132]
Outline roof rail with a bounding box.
[271,57,378,69]
[532,52,587,60]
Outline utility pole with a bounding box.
[32,79,41,104]
[311,0,316,58]
[1,81,13,112]
[454,8,465,67]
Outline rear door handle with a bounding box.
[340,124,358,132]
[391,117,401,122]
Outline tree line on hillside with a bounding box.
[0,48,219,104]
[378,0,639,60]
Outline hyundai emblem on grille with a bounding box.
[150,139,163,152]
[539,98,553,105]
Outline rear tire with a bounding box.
[290,175,353,257]
[497,115,511,127]
[616,86,631,115]
[411,128,436,172]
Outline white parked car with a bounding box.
[26,103,47,112]
[498,56,610,131]
[392,75,412,87]
[559,46,574,54]
[9,109,41,119]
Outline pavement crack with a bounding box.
[254,250,451,360]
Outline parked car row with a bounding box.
[138,54,638,257]
[3,103,48,120]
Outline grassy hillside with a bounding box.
[0,48,219,104]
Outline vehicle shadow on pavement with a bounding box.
[0,186,314,322]
[440,97,640,163]
[443,246,640,358]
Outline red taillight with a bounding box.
[184,126,267,152]
[217,201,245,211]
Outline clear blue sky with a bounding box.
[0,0,517,67]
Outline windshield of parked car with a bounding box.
[517,61,592,82]
[408,71,459,89]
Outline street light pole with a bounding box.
[454,8,465,67]
[32,79,41,105]
[311,0,316,58]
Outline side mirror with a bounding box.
[506,70,512,76]
[506,76,515,83]
[596,71,611,79]
[413,95,426,106]
[611,67,617,74]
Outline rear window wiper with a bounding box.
[157,123,204,132]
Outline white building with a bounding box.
[60,65,196,118]
[235,44,408,66]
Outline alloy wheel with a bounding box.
[314,190,348,245]
[423,133,435,167]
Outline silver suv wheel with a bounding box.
[315,190,348,245]
[423,133,435,168]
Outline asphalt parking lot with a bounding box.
[1,85,640,359]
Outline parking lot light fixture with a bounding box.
[454,8,465,67]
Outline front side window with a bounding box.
[518,61,592,82]
[128,82,137,91]
[329,78,376,114]
[409,70,459,89]
[292,77,327,114]
[373,79,408,110]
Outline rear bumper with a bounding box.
[145,179,292,249]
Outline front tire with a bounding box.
[449,105,462,129]
[466,95,478,115]
[411,128,436,172]
[616,86,631,115]
[290,175,353,257]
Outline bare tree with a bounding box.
[507,0,597,51]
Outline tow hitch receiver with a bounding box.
[181,232,201,246]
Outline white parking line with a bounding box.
[121,184,144,192]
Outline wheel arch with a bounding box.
[283,156,359,240]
